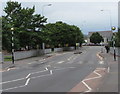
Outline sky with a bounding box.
[1,0,119,34]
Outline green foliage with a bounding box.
[2,1,47,52]
[42,21,84,47]
[90,32,103,44]
[115,28,120,47]
[2,1,84,52]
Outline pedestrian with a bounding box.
[105,45,110,53]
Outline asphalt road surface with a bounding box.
[1,46,109,93]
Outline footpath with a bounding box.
[0,52,59,71]
[97,51,119,93]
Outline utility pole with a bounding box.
[11,27,14,64]
[41,4,52,50]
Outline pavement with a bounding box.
[0,46,119,93]
[96,51,119,92]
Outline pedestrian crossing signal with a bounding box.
[111,26,116,30]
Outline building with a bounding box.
[87,31,113,45]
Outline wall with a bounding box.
[14,50,39,60]
[63,47,75,51]
[3,47,76,61]
[54,48,63,52]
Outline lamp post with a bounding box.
[41,4,52,50]
[11,27,14,64]
[101,10,112,30]
[42,4,52,16]
[112,26,116,61]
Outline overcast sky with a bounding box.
[1,0,119,34]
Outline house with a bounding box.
[87,31,113,44]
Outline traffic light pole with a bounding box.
[112,26,116,61]
[113,35,116,61]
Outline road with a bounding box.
[1,46,109,93]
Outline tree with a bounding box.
[90,32,103,44]
[42,21,84,48]
[115,28,120,47]
[2,1,47,51]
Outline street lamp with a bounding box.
[11,27,14,64]
[101,10,112,29]
[42,4,52,16]
[112,26,116,61]
[41,4,52,50]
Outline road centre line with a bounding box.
[0,78,25,84]
[1,66,77,91]
[1,85,26,91]
[31,69,47,74]
[1,68,48,85]
[31,73,52,79]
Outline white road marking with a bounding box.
[96,68,106,70]
[28,61,36,64]
[82,80,92,92]
[107,67,110,73]
[1,69,47,85]
[99,61,104,64]
[26,73,31,79]
[25,78,30,86]
[82,68,106,92]
[2,85,26,91]
[7,69,10,71]
[68,55,74,61]
[0,78,25,84]
[54,67,75,71]
[45,67,48,71]
[50,70,53,74]
[31,70,47,74]
[31,74,51,79]
[58,61,64,64]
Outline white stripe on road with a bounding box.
[107,67,110,73]
[0,78,25,84]
[82,68,106,92]
[58,61,64,64]
[50,70,53,74]
[31,74,52,79]
[82,80,92,92]
[31,70,47,74]
[68,55,74,61]
[26,73,31,79]
[25,78,30,86]
[99,61,104,64]
[1,85,26,91]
